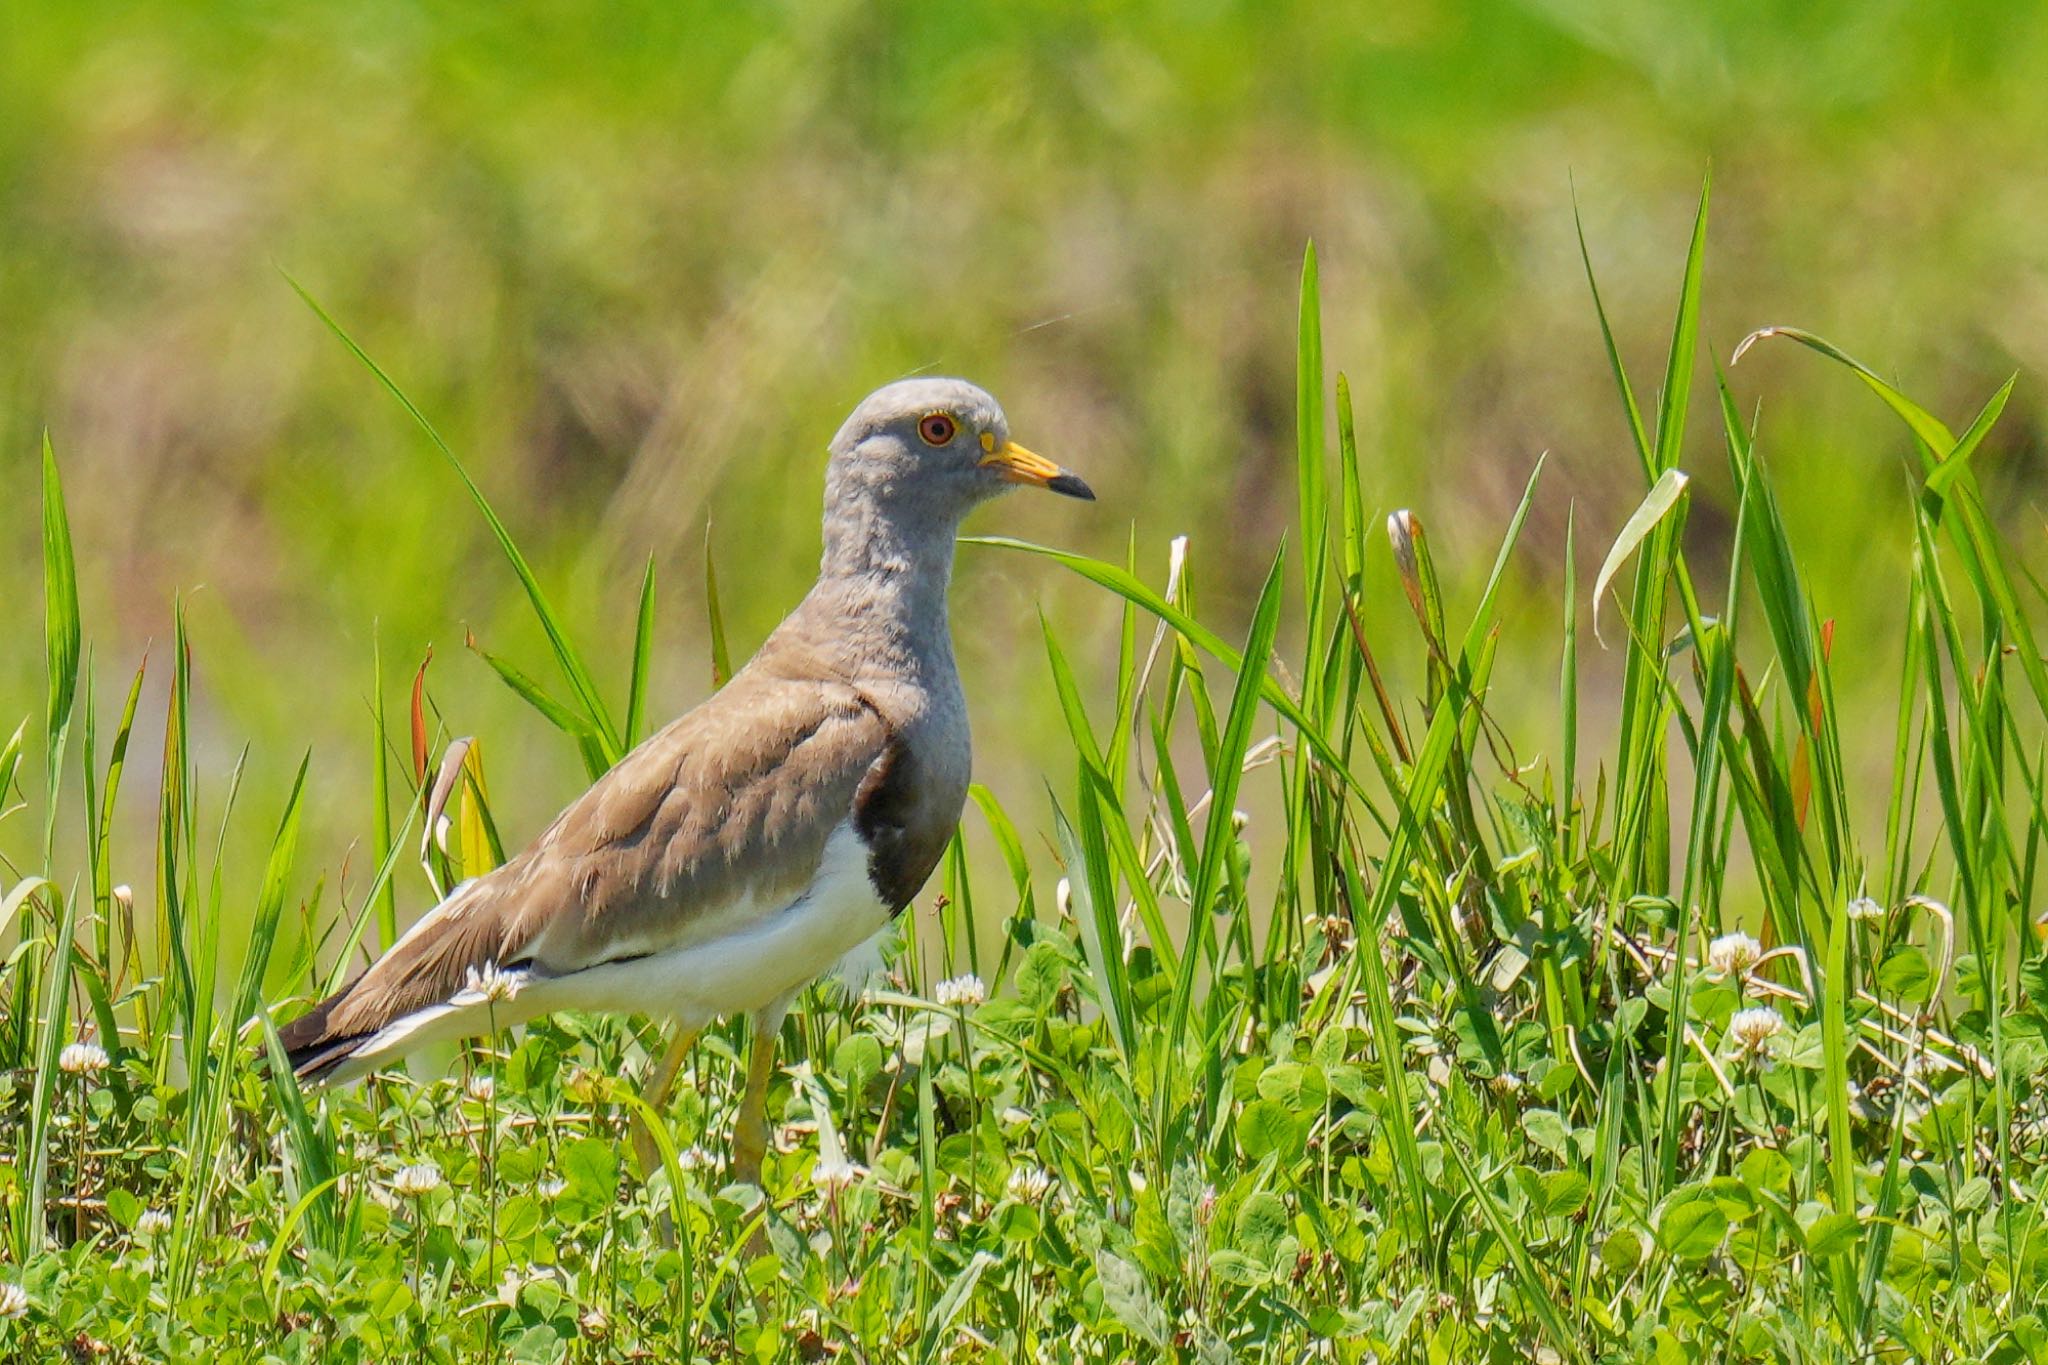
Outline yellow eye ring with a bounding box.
[917,412,958,446]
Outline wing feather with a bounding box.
[282,657,892,1068]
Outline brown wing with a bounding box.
[283,659,892,1061]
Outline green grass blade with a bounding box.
[1560,508,1579,834]
[1039,612,1105,763]
[285,274,624,761]
[1573,184,1653,478]
[86,651,147,1058]
[705,520,732,689]
[1334,850,1430,1240]
[1057,784,1135,1065]
[1651,172,1710,473]
[1732,325,1955,453]
[0,877,48,946]
[259,1019,342,1256]
[370,630,397,951]
[17,879,79,1260]
[966,783,1036,984]
[317,797,421,998]
[155,606,198,1052]
[1443,1135,1584,1361]
[1592,468,1689,645]
[1296,242,1331,715]
[229,754,310,1031]
[1923,375,2014,499]
[1168,549,1285,1058]
[1336,372,1366,585]
[42,431,80,870]
[1732,328,2048,723]
[0,719,26,816]
[1106,531,1141,799]
[627,553,658,745]
[1458,454,1548,668]
[467,632,611,779]
[965,536,1371,811]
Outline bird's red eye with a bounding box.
[917,412,958,446]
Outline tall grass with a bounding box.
[1,192,2045,1361]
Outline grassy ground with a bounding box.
[3,187,2047,1360]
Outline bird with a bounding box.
[279,376,1092,1189]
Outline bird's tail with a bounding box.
[277,977,377,1083]
[275,875,540,1085]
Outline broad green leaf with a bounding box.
[563,1136,620,1203]
[1235,1190,1291,1262]
[1875,946,1934,1005]
[1540,1169,1591,1218]
[1237,1098,1304,1162]
[1094,1250,1169,1346]
[1656,1195,1728,1260]
[1803,1211,1861,1259]
[1523,1109,1573,1160]
[832,1033,883,1093]
[1256,1062,1328,1112]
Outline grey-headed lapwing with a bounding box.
[280,378,1092,1189]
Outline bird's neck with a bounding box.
[808,503,961,679]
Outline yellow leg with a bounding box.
[730,1015,782,1188]
[632,1025,699,1182]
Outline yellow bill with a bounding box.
[979,437,1095,500]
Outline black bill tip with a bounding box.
[1047,472,1096,501]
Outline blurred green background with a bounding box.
[4,1,2044,930]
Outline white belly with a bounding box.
[327,821,893,1083]
[540,819,892,1026]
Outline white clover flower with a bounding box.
[136,1208,173,1239]
[0,1282,26,1319]
[59,1040,110,1076]
[466,1075,496,1104]
[494,1266,537,1309]
[464,962,520,1004]
[934,974,986,1009]
[392,1162,444,1198]
[536,1177,568,1200]
[675,1146,717,1172]
[1707,932,1763,978]
[578,1308,611,1341]
[999,1106,1033,1131]
[1005,1165,1053,1204]
[1728,1007,1786,1059]
[1845,896,1885,923]
[1489,1071,1524,1097]
[811,1155,867,1193]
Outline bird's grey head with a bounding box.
[825,378,1094,523]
